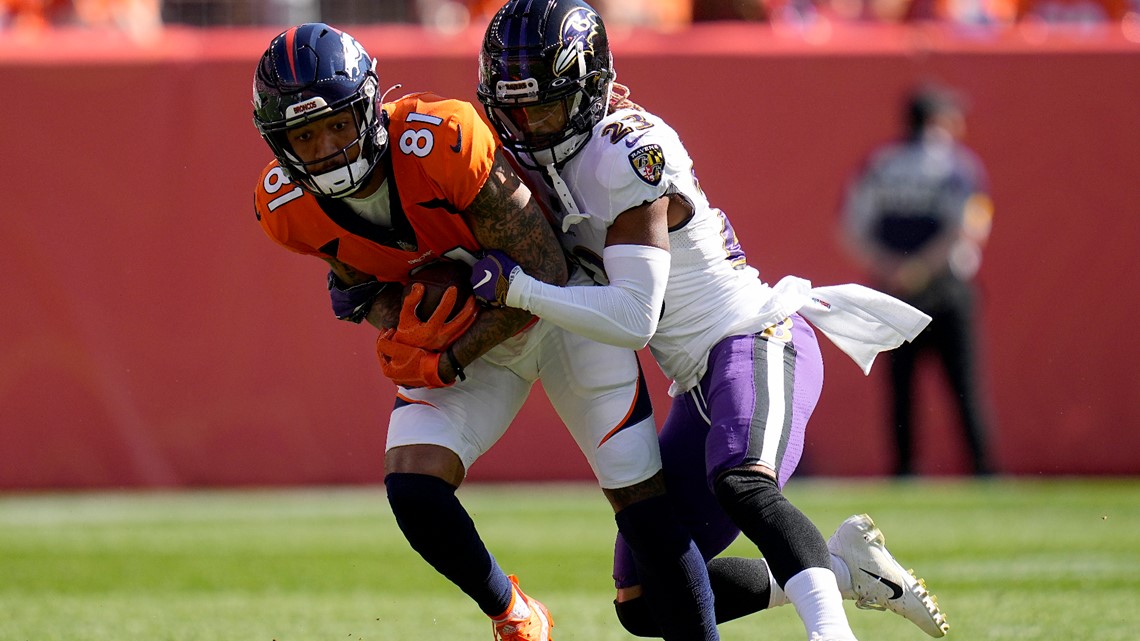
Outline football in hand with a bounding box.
[404,260,473,322]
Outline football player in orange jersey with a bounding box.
[251,23,716,641]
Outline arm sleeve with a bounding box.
[505,244,670,350]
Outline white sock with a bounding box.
[784,567,857,641]
[830,553,856,599]
[767,557,853,608]
[494,586,531,622]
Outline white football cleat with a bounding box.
[828,514,949,637]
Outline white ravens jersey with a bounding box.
[528,108,786,394]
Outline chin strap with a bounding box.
[311,155,373,197]
[543,163,589,232]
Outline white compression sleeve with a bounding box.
[506,244,670,350]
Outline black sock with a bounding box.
[615,494,717,641]
[615,556,772,637]
[385,472,512,616]
[706,556,773,621]
[713,469,830,586]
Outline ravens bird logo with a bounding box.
[553,8,601,77]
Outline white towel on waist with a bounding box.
[771,276,932,375]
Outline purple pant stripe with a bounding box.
[781,315,823,487]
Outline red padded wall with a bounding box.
[1,24,1138,488]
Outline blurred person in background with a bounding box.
[1,0,158,37]
[250,22,717,641]
[903,0,1017,23]
[1014,0,1127,23]
[73,0,160,38]
[592,0,692,28]
[841,83,996,477]
[474,1,949,639]
[691,0,769,20]
[458,0,692,30]
[1,0,70,30]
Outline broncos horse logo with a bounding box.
[339,30,366,79]
[552,7,601,77]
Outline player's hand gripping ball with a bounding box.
[405,261,475,321]
[393,261,478,352]
[375,330,448,388]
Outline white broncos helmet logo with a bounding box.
[339,30,366,78]
[552,7,600,77]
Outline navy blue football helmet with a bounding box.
[478,0,615,168]
[253,23,388,197]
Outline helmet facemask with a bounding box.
[262,78,387,198]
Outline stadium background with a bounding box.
[1,13,1138,489]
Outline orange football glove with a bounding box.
[392,283,478,351]
[375,329,448,388]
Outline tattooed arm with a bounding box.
[324,257,371,287]
[444,149,568,372]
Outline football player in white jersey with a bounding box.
[472,1,949,640]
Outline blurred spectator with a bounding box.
[2,0,159,37]
[905,0,1017,23]
[466,0,501,21]
[74,0,161,37]
[411,0,692,32]
[692,0,768,20]
[2,0,71,31]
[597,0,691,28]
[8,0,1132,30]
[1016,0,1128,22]
[840,83,996,477]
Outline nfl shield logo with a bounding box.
[629,144,665,185]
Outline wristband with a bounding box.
[445,347,466,382]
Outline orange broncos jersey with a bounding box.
[254,92,498,283]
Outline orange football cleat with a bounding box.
[492,575,553,641]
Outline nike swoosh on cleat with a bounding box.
[860,569,904,599]
[473,269,493,289]
[450,124,463,153]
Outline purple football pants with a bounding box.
[614,314,824,588]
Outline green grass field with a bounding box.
[2,478,1138,641]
